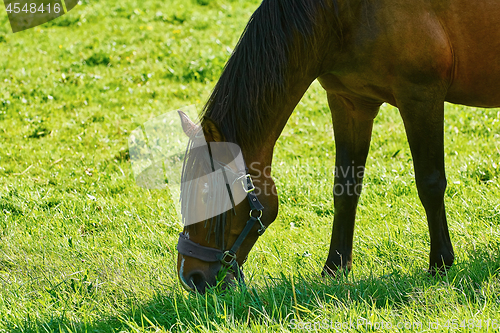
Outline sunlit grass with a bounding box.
[1,0,500,332]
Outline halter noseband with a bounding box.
[176,163,266,279]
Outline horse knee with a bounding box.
[416,174,447,208]
[333,179,362,203]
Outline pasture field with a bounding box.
[1,0,500,331]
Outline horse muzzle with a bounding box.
[177,248,245,293]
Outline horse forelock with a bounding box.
[180,138,233,249]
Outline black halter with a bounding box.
[176,154,266,280]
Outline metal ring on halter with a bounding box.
[220,250,237,266]
[249,209,263,218]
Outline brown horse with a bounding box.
[176,0,500,292]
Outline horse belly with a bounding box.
[441,0,500,107]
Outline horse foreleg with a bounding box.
[323,93,380,277]
[398,93,454,274]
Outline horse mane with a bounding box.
[200,0,334,150]
[186,0,337,246]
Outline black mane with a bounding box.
[201,0,332,150]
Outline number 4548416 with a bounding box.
[5,3,61,14]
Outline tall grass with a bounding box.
[1,0,500,331]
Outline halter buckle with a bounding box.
[220,250,237,266]
[238,174,255,193]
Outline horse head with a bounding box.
[176,111,277,293]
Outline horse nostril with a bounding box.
[188,271,207,292]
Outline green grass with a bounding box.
[1,0,500,332]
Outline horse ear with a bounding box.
[202,117,225,142]
[178,110,201,138]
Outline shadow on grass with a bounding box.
[7,243,500,332]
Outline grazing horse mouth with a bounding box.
[178,254,245,293]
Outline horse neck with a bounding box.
[203,2,336,170]
[242,75,316,169]
[218,16,332,166]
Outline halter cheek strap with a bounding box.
[177,173,266,275]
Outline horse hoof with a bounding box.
[427,265,451,277]
[321,264,349,278]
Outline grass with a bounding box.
[1,0,500,331]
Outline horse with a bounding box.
[176,0,500,293]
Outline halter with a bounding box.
[176,148,266,282]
